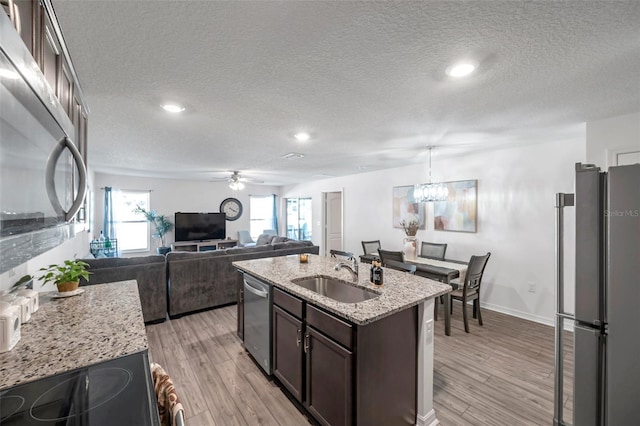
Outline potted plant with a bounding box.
[38,258,91,293]
[134,204,174,255]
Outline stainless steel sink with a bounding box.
[291,275,380,303]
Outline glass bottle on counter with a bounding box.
[371,258,384,286]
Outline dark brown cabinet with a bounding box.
[3,0,89,143]
[271,287,417,426]
[273,289,351,426]
[273,305,304,402]
[305,326,352,426]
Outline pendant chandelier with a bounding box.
[413,147,448,202]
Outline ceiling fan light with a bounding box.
[229,181,245,190]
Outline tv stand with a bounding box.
[171,239,237,252]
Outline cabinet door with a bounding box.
[40,12,60,96]
[59,58,73,116]
[273,305,304,402]
[305,326,352,426]
[14,0,40,56]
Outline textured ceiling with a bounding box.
[52,1,640,185]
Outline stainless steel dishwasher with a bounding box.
[242,273,272,375]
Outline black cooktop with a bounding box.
[0,352,159,425]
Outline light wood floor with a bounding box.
[146,303,574,426]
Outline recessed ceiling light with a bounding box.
[446,62,477,78]
[161,103,185,113]
[0,68,19,79]
[294,132,311,142]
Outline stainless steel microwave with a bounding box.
[0,13,86,272]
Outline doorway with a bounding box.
[285,197,312,240]
[323,191,343,256]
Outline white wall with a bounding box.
[586,112,640,168]
[282,132,585,325]
[92,173,281,256]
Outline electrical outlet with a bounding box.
[425,319,434,344]
[528,281,536,293]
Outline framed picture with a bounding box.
[392,185,426,229]
[434,180,477,232]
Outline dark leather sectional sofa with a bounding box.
[80,240,319,322]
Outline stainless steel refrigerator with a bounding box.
[554,162,640,426]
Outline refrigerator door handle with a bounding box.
[554,192,575,426]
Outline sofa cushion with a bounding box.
[165,250,228,262]
[255,233,273,246]
[84,255,165,269]
[272,236,290,244]
[225,245,274,255]
[272,240,314,250]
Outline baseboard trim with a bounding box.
[480,302,574,331]
[416,409,439,426]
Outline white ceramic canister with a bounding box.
[0,301,21,353]
[15,289,39,312]
[0,294,31,324]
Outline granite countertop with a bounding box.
[0,280,148,390]
[233,255,451,325]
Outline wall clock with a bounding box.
[220,197,243,221]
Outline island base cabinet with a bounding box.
[306,326,353,426]
[270,287,417,426]
[355,306,417,425]
[273,305,304,402]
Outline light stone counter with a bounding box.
[233,254,451,325]
[0,280,148,390]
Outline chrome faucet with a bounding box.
[334,256,358,281]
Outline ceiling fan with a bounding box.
[209,171,263,190]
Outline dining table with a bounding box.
[406,257,469,336]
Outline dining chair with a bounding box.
[377,249,405,266]
[361,240,381,256]
[419,242,447,260]
[262,229,278,236]
[384,259,417,274]
[330,249,354,260]
[449,252,491,333]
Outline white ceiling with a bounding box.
[52,1,640,185]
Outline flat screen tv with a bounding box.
[174,212,226,242]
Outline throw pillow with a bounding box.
[255,233,272,246]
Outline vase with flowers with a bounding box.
[400,219,419,260]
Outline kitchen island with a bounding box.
[0,281,159,425]
[234,255,451,426]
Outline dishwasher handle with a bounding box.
[244,279,269,298]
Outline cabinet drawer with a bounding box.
[306,304,353,350]
[274,287,303,319]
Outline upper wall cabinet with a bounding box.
[2,0,89,162]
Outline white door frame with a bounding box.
[322,190,344,257]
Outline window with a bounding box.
[286,197,312,240]
[115,190,150,252]
[249,195,277,240]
